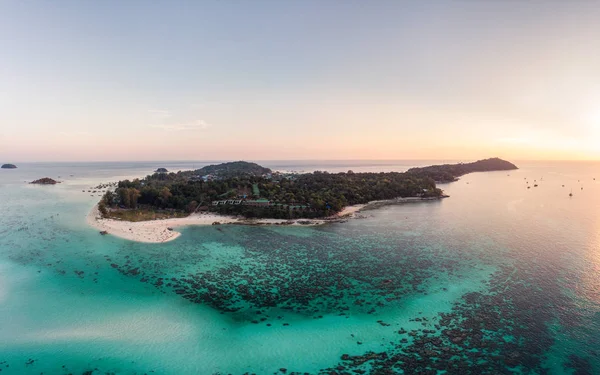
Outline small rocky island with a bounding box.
[30,177,59,185]
[155,168,169,173]
[1,164,17,169]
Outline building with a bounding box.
[243,198,271,206]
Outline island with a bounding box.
[407,157,518,183]
[1,164,17,169]
[155,168,169,173]
[87,158,517,243]
[30,177,59,185]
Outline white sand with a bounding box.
[86,204,367,243]
[87,198,441,244]
[336,204,366,217]
[86,205,241,243]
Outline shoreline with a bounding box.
[86,196,445,243]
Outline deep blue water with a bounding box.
[0,160,599,374]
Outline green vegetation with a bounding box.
[195,161,271,178]
[98,158,516,220]
[407,157,518,182]
[103,208,188,222]
[252,183,260,197]
[98,190,188,221]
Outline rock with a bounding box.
[1,164,16,169]
[30,177,59,184]
[99,231,108,235]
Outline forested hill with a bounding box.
[192,161,271,178]
[407,158,518,182]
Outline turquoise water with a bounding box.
[1,161,599,374]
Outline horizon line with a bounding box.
[4,158,600,164]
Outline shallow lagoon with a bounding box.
[0,161,599,374]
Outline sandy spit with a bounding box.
[86,197,442,243]
[86,204,362,243]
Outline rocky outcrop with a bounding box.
[30,177,59,185]
[1,164,17,169]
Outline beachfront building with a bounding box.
[212,198,269,206]
[210,198,311,209]
[243,198,271,206]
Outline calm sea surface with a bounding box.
[0,160,599,374]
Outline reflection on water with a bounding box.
[0,161,599,374]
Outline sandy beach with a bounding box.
[86,203,365,243]
[87,205,241,243]
[86,197,441,244]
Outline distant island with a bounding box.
[155,168,169,173]
[1,164,17,169]
[95,158,517,221]
[30,177,59,185]
[407,158,518,183]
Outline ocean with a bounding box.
[0,160,598,374]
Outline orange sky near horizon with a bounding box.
[1,2,600,162]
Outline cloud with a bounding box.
[150,120,212,131]
[148,109,172,118]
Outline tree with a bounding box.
[116,187,141,208]
[98,201,108,217]
[102,191,115,207]
[186,200,198,213]
[129,188,141,209]
[118,188,131,208]
[159,187,172,208]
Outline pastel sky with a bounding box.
[1,1,600,162]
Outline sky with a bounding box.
[1,1,600,162]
